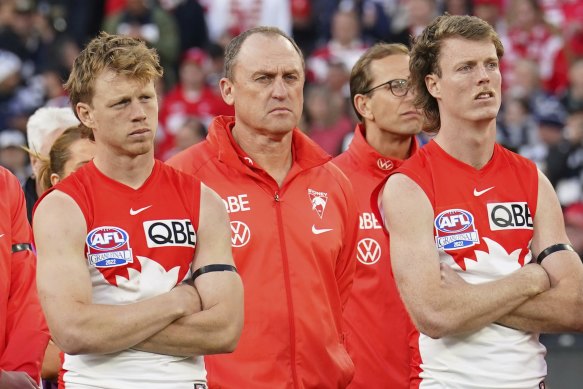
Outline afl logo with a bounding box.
[377,158,394,171]
[230,221,251,247]
[435,209,473,233]
[434,209,480,251]
[87,226,128,250]
[86,226,133,268]
[357,238,382,265]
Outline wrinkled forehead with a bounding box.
[235,34,304,76]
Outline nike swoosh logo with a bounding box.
[473,187,495,196]
[312,225,333,235]
[129,205,152,215]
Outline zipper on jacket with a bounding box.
[274,190,299,389]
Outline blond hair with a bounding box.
[64,32,163,114]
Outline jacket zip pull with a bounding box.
[274,192,280,202]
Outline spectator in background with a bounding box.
[0,165,49,389]
[304,85,353,155]
[0,49,44,132]
[561,59,583,114]
[507,58,565,120]
[388,0,439,45]
[564,202,583,257]
[473,0,506,35]
[561,0,583,59]
[158,0,209,53]
[158,47,233,159]
[23,107,79,221]
[161,117,206,160]
[442,0,473,15]
[202,0,292,45]
[503,0,568,94]
[520,104,566,174]
[546,107,583,206]
[497,97,538,152]
[308,8,368,84]
[0,129,30,184]
[103,0,180,87]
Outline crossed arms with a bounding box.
[33,183,243,357]
[383,171,583,339]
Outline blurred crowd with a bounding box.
[0,0,582,251]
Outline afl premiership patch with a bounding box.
[86,226,133,268]
[434,209,480,250]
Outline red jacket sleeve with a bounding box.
[0,171,50,383]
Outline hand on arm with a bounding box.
[496,171,583,332]
[131,183,244,357]
[383,174,550,339]
[34,191,198,355]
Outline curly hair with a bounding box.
[410,15,504,133]
[64,32,163,115]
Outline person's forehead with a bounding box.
[236,34,302,71]
[93,69,154,94]
[369,54,410,80]
[439,37,497,61]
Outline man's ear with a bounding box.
[354,94,374,121]
[219,78,235,106]
[76,103,95,129]
[425,74,440,99]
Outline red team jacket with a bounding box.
[394,140,545,388]
[333,125,417,389]
[0,167,49,383]
[168,116,359,389]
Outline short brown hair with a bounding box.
[350,43,409,120]
[37,124,94,192]
[64,32,163,114]
[410,14,504,132]
[223,26,305,80]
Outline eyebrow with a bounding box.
[251,67,301,77]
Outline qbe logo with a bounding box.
[357,238,382,265]
[86,226,133,268]
[487,202,533,231]
[143,219,196,248]
[230,221,251,247]
[434,209,480,250]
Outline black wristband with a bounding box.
[536,243,575,264]
[12,243,33,253]
[192,264,238,282]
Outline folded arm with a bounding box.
[496,171,583,332]
[34,191,199,355]
[131,184,244,357]
[383,174,550,339]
